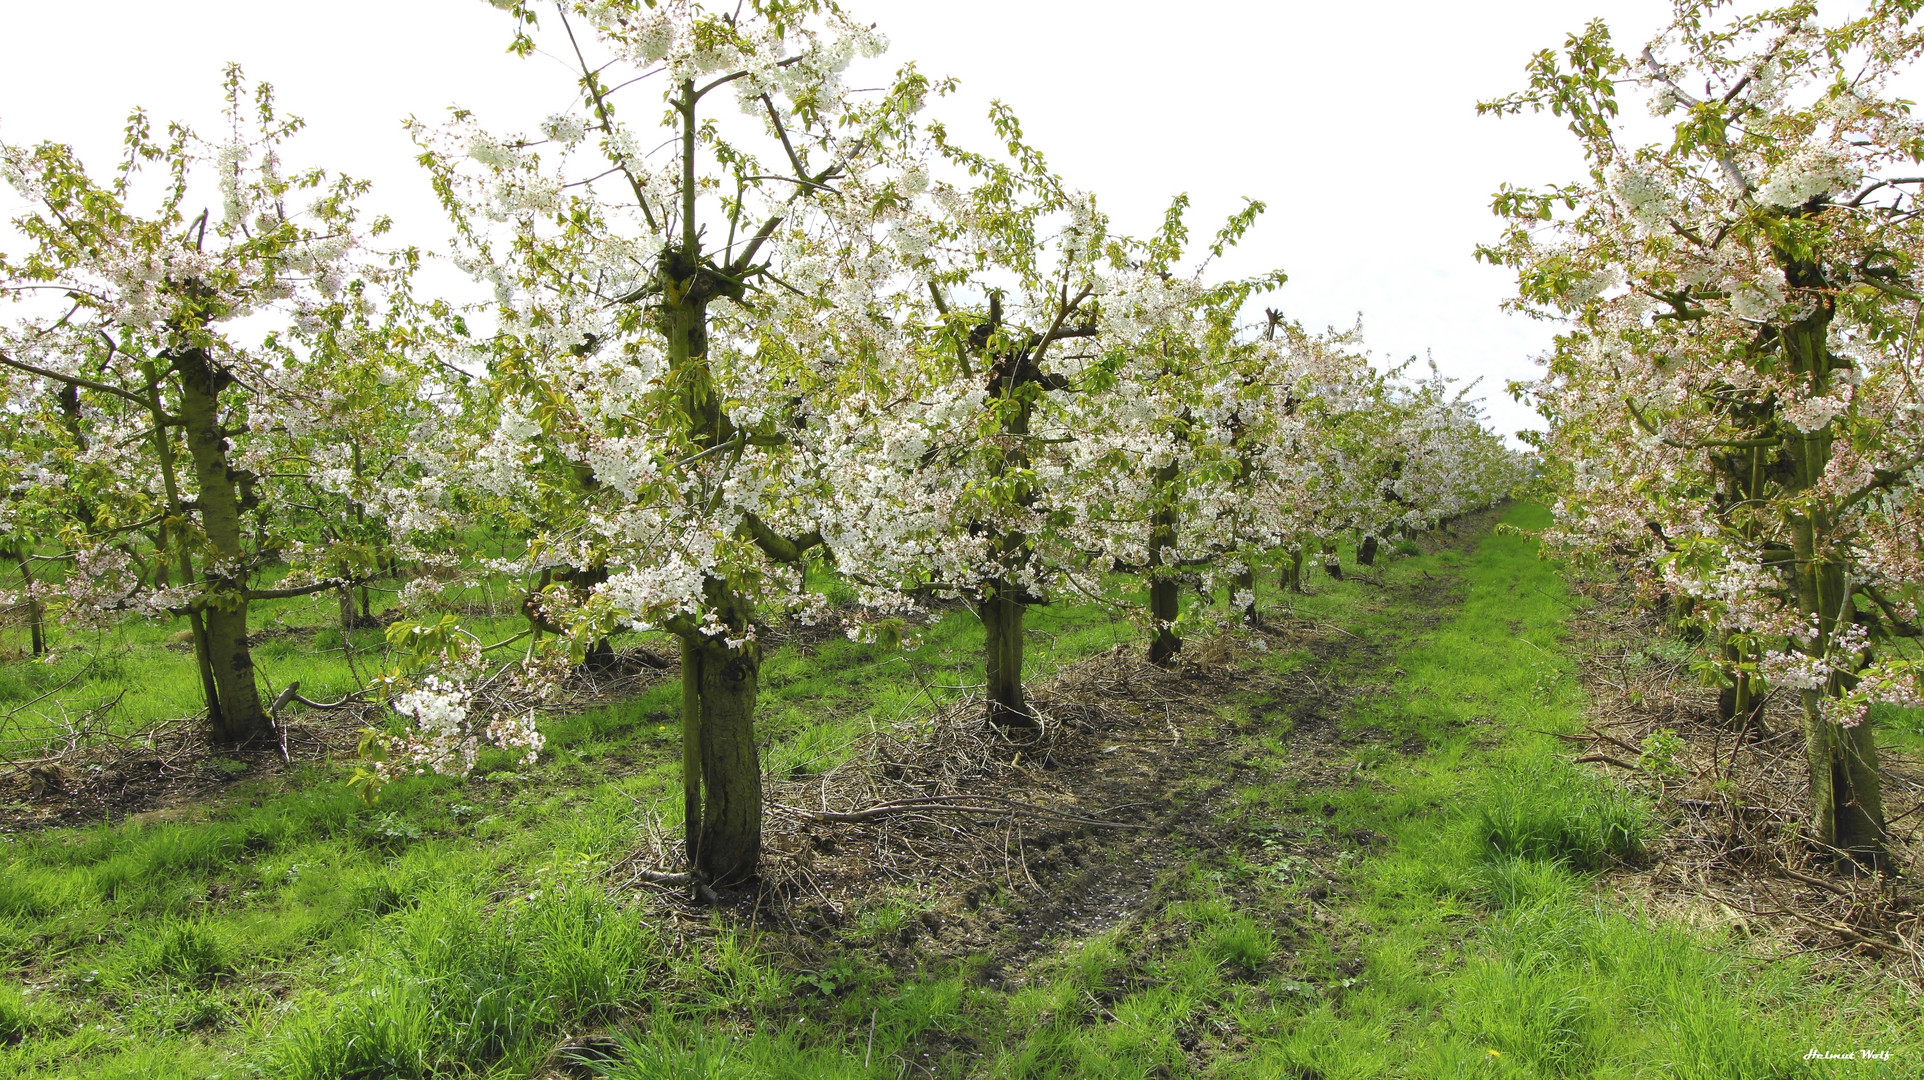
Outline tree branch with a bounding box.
[0,350,173,421]
[738,511,821,565]
[243,577,351,602]
[558,5,661,232]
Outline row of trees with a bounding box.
[0,0,1519,886]
[1484,0,1924,869]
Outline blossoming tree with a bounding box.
[1482,0,1924,866]
[1062,196,1289,664]
[417,0,941,885]
[813,105,1141,726]
[0,71,415,745]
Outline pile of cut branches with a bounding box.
[1565,576,1924,982]
[610,633,1273,926]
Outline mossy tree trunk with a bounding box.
[1773,262,1886,867]
[982,577,1032,728]
[677,582,763,886]
[175,347,269,745]
[1281,548,1306,594]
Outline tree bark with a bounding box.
[1146,462,1181,665]
[11,546,43,657]
[582,636,619,672]
[1776,270,1886,867]
[1803,687,1887,867]
[176,348,268,745]
[682,625,763,886]
[983,579,1033,728]
[1282,549,1305,594]
[1357,535,1378,567]
[680,637,703,864]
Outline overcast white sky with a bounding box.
[0,0,1672,439]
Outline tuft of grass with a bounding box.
[130,917,233,984]
[1473,755,1649,870]
[272,982,437,1080]
[0,868,66,919]
[269,882,659,1079]
[603,1027,746,1080]
[1203,910,1275,971]
[0,982,57,1045]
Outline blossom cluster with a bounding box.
[1484,2,1924,735]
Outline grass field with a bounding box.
[1,505,1918,1078]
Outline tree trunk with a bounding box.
[1231,564,1261,627]
[185,609,223,725]
[680,638,703,864]
[1282,549,1305,594]
[1790,533,1888,867]
[1147,576,1180,665]
[176,348,268,744]
[12,546,43,657]
[198,601,261,744]
[1803,693,1887,868]
[653,137,769,887]
[1146,461,1181,665]
[1357,535,1378,567]
[147,530,170,588]
[582,636,619,672]
[1776,275,1886,867]
[983,579,1033,728]
[681,628,762,886]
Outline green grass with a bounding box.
[1216,503,1919,1078]
[0,573,1145,1078]
[2,508,1919,1077]
[0,578,533,747]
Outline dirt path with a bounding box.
[657,510,1500,1062]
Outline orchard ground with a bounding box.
[2,504,1922,1078]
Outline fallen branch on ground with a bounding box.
[771,794,1149,830]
